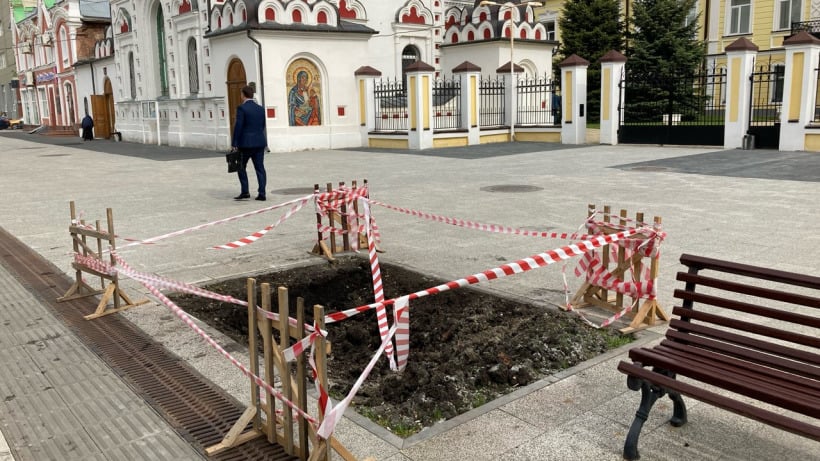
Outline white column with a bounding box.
[779,32,820,151]
[723,38,758,149]
[454,61,482,145]
[354,66,381,146]
[498,62,522,141]
[405,61,435,150]
[559,54,589,145]
[599,50,626,145]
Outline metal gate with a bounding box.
[619,66,726,145]
[747,63,783,149]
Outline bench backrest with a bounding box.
[671,254,820,380]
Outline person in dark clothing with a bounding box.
[231,85,268,201]
[81,114,94,141]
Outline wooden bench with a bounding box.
[617,253,820,460]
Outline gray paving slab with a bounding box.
[0,131,818,460]
[0,263,202,461]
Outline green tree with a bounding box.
[624,0,706,122]
[557,0,623,123]
[626,0,704,75]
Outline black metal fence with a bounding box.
[373,78,408,132]
[747,63,783,148]
[516,74,560,126]
[433,75,461,130]
[479,75,505,127]
[619,65,727,145]
[791,19,820,36]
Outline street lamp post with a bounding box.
[480,1,542,141]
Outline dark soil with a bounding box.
[169,256,632,437]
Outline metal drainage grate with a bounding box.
[481,185,544,193]
[270,187,317,196]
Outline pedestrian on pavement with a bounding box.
[81,113,94,141]
[231,85,267,201]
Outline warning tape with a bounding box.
[211,197,311,250]
[325,226,650,324]
[362,200,395,370]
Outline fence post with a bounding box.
[779,32,820,151]
[559,54,589,145]
[405,61,435,150]
[497,61,522,141]
[354,66,381,147]
[453,61,482,145]
[599,50,626,145]
[723,38,758,149]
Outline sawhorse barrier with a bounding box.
[566,204,669,333]
[57,201,148,319]
[312,180,373,260]
[206,280,355,461]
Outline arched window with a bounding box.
[451,34,458,43]
[483,28,491,39]
[467,30,475,41]
[265,8,275,21]
[292,10,302,23]
[156,6,169,96]
[401,45,420,91]
[59,27,69,68]
[128,51,137,99]
[317,11,328,24]
[187,38,199,95]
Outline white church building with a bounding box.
[104,0,556,151]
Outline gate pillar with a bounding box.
[779,32,820,151]
[355,66,381,146]
[599,50,626,145]
[559,54,589,145]
[724,38,758,149]
[454,61,482,145]
[405,61,435,150]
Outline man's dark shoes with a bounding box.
[234,193,251,200]
[255,196,266,201]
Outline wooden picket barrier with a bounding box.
[206,280,355,461]
[57,201,148,319]
[566,204,669,333]
[312,179,372,260]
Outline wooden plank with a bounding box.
[296,298,310,460]
[339,181,350,251]
[247,279,262,432]
[278,287,294,455]
[260,283,276,444]
[326,183,337,256]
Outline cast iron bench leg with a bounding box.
[624,368,685,460]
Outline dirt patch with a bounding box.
[170,256,632,437]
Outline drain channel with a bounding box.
[0,227,297,461]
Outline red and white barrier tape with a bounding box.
[211,197,310,250]
[325,227,650,324]
[107,252,319,426]
[363,200,396,370]
[370,200,596,241]
[393,297,410,371]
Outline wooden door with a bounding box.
[104,79,116,136]
[90,95,110,139]
[226,58,246,137]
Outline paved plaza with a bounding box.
[0,131,818,460]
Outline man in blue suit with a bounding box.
[231,85,268,201]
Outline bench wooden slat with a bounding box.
[628,348,820,417]
[654,342,820,396]
[676,272,820,309]
[670,307,820,350]
[674,288,820,327]
[665,328,820,380]
[617,361,820,441]
[679,254,820,290]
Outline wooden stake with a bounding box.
[279,287,294,455]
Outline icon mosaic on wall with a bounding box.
[287,59,322,126]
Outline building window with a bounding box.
[772,64,785,102]
[545,20,556,41]
[59,27,69,67]
[728,0,751,34]
[401,45,420,91]
[156,7,169,96]
[65,83,75,123]
[187,38,199,95]
[39,87,48,118]
[128,52,136,99]
[776,0,801,30]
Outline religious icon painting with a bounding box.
[286,59,322,126]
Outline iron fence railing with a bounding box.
[374,78,408,132]
[516,74,560,126]
[479,75,505,127]
[748,63,783,127]
[432,75,461,130]
[791,19,820,36]
[620,66,727,126]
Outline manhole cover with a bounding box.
[629,166,672,172]
[38,154,71,157]
[481,185,544,193]
[270,187,317,196]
